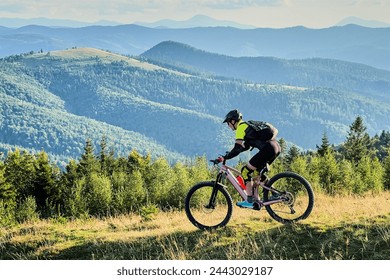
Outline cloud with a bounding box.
[201,0,283,9]
[0,1,28,14]
[0,0,285,23]
[0,0,284,15]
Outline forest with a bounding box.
[1,116,389,226]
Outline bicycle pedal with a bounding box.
[252,202,261,211]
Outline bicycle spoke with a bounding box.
[185,182,233,230]
[264,172,314,223]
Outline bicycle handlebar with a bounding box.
[210,157,226,165]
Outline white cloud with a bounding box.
[191,0,283,9]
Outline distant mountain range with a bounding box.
[134,15,256,29]
[336,16,390,28]
[2,15,389,28]
[1,47,389,165]
[0,17,122,28]
[1,23,390,71]
[0,15,255,29]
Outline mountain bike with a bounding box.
[184,159,314,230]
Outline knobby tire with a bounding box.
[184,181,233,230]
[264,171,314,224]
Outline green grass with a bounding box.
[1,193,389,260]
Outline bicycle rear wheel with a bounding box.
[185,181,233,230]
[264,172,314,224]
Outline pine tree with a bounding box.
[33,151,57,213]
[278,138,287,155]
[383,148,390,190]
[317,131,331,157]
[318,150,340,195]
[4,149,35,200]
[98,135,115,175]
[374,130,390,160]
[286,145,301,165]
[0,161,16,206]
[144,157,175,207]
[78,138,99,176]
[343,116,372,163]
[127,150,150,174]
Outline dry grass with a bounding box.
[1,192,389,260]
[34,47,191,76]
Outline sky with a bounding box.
[0,0,389,28]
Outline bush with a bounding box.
[15,196,39,223]
[85,173,112,216]
[0,200,16,226]
[140,204,159,222]
[111,170,146,214]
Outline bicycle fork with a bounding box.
[205,182,220,209]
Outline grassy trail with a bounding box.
[1,193,389,260]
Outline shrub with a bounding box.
[15,196,39,223]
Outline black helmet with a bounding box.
[223,109,242,123]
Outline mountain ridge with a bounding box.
[1,24,389,71]
[135,15,256,29]
[141,41,390,102]
[2,15,389,29]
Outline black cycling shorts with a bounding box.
[249,139,281,170]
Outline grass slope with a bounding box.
[1,193,389,260]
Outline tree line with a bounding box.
[0,116,389,225]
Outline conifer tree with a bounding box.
[33,151,60,214]
[318,149,340,195]
[317,131,331,157]
[98,135,115,175]
[374,130,390,160]
[343,116,372,163]
[286,145,300,165]
[277,138,287,155]
[78,138,99,176]
[0,161,15,206]
[4,149,35,200]
[144,157,175,207]
[383,148,390,190]
[127,150,150,174]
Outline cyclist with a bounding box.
[218,109,281,209]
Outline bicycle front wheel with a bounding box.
[185,181,233,230]
[264,172,314,224]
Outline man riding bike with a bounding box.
[218,109,281,209]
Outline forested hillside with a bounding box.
[141,41,390,102]
[142,41,390,102]
[1,47,389,164]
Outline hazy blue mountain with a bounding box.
[141,41,390,102]
[0,24,389,71]
[336,16,390,28]
[135,15,256,29]
[0,17,121,28]
[1,48,389,164]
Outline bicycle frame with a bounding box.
[185,161,314,229]
[215,163,283,206]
